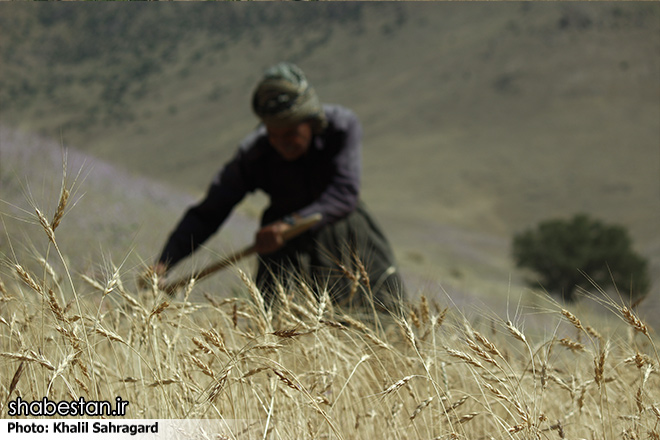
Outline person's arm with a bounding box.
[157,153,252,271]
[296,107,362,226]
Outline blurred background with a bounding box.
[1,2,658,327]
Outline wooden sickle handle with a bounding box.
[163,213,322,295]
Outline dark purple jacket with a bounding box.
[159,104,362,268]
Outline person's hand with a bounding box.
[138,262,168,290]
[255,221,291,255]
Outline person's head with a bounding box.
[252,62,326,160]
[264,121,314,161]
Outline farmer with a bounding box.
[152,62,404,310]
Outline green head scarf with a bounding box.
[251,62,327,134]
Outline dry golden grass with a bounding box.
[0,190,658,439]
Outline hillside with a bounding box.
[0,126,258,292]
[1,3,659,318]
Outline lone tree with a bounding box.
[512,214,650,302]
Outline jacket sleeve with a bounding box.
[158,152,252,269]
[296,107,362,226]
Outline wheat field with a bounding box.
[0,181,658,440]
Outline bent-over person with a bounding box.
[153,62,404,311]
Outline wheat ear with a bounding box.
[51,187,69,231]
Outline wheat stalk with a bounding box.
[625,352,654,369]
[317,289,330,323]
[342,314,369,333]
[192,337,214,355]
[15,264,43,294]
[49,350,78,387]
[200,328,225,349]
[356,258,371,293]
[381,375,416,396]
[561,309,584,331]
[445,347,484,370]
[47,288,68,323]
[434,307,449,329]
[289,301,316,321]
[238,269,265,312]
[252,342,284,352]
[4,361,25,406]
[508,424,525,434]
[148,301,169,323]
[272,327,311,338]
[483,382,510,402]
[466,338,499,367]
[35,207,56,244]
[190,355,215,379]
[74,377,89,394]
[51,187,69,231]
[457,412,479,424]
[594,348,607,388]
[117,287,146,314]
[94,326,126,344]
[585,325,603,343]
[505,320,527,344]
[271,368,305,397]
[274,280,290,311]
[38,257,59,284]
[409,309,421,329]
[651,405,660,421]
[1,351,55,371]
[419,295,430,326]
[55,326,83,351]
[81,274,105,291]
[149,378,180,387]
[320,319,346,330]
[559,337,585,352]
[410,396,433,421]
[642,363,653,388]
[635,387,644,413]
[242,367,269,380]
[473,330,503,359]
[620,306,649,337]
[400,317,418,351]
[103,270,120,297]
[364,332,394,351]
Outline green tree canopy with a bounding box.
[512,214,650,302]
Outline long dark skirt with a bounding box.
[256,201,405,312]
